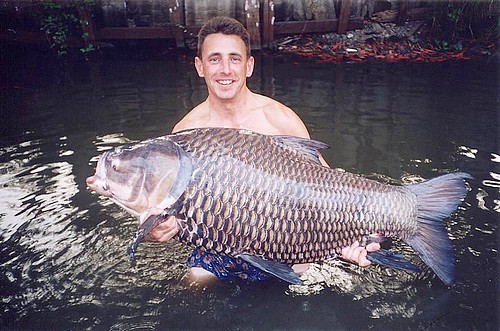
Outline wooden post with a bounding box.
[166,0,185,48]
[261,0,275,50]
[398,0,409,25]
[245,0,261,50]
[338,0,351,34]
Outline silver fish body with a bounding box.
[86,128,470,285]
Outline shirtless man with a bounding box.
[148,16,380,282]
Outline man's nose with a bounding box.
[220,58,231,74]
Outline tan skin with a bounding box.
[147,33,380,281]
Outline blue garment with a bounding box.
[186,247,270,282]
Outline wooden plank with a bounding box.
[0,28,88,48]
[245,0,261,50]
[95,27,177,40]
[0,29,47,45]
[338,0,351,34]
[166,0,185,48]
[184,0,235,27]
[274,20,339,35]
[398,0,409,25]
[184,25,201,39]
[273,18,363,35]
[261,0,275,49]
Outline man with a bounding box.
[148,16,380,283]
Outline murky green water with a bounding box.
[1,48,498,330]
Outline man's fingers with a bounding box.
[341,240,377,267]
[357,248,370,267]
[145,216,179,242]
[161,220,179,241]
[366,242,381,252]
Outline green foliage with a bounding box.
[446,2,463,24]
[39,0,95,57]
[428,0,497,53]
[80,43,96,54]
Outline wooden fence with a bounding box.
[0,0,418,50]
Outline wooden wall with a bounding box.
[0,0,413,50]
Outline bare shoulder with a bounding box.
[172,103,209,133]
[254,94,310,138]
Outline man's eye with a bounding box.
[231,57,242,63]
[209,57,220,63]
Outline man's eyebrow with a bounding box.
[206,52,221,58]
[206,51,243,58]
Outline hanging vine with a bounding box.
[39,0,96,58]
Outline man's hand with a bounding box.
[341,241,381,267]
[145,215,179,242]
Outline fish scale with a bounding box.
[169,128,416,264]
[87,127,471,285]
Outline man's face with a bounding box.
[195,33,254,101]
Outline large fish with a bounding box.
[86,128,471,285]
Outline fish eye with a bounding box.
[111,159,120,172]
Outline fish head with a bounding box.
[86,138,192,217]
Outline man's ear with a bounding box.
[194,57,204,77]
[246,56,255,78]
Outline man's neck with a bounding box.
[208,88,252,118]
[206,88,257,128]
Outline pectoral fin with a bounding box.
[238,254,303,285]
[366,249,421,272]
[127,206,179,261]
[127,213,166,261]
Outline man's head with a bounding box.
[194,16,255,102]
[197,16,251,59]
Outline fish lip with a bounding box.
[87,152,112,196]
[87,176,112,197]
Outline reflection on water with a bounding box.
[0,52,498,330]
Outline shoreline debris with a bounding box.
[273,20,497,63]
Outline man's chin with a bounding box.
[214,91,237,100]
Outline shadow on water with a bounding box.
[0,45,498,330]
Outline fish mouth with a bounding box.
[86,175,111,197]
[86,152,112,197]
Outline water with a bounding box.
[1,48,498,330]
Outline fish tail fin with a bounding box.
[405,172,472,286]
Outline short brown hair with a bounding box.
[197,16,251,58]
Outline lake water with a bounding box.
[1,47,498,330]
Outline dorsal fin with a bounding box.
[272,135,330,165]
[171,128,330,165]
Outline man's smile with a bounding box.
[217,79,234,85]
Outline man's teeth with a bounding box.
[218,80,233,85]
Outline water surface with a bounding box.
[1,49,498,330]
